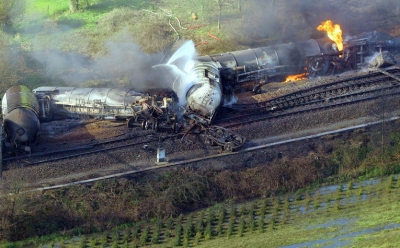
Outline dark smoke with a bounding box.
[227,0,400,46]
[25,0,400,91]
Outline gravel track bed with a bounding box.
[4,69,400,188]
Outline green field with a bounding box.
[1,1,400,247]
[5,175,398,247]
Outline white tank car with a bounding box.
[2,85,40,151]
[184,61,222,125]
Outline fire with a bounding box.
[283,73,307,83]
[317,20,343,51]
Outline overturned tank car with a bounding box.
[2,85,41,152]
[32,87,179,132]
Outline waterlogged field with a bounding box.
[11,175,399,248]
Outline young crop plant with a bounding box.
[204,221,213,240]
[131,224,139,240]
[100,234,108,247]
[122,230,130,244]
[151,227,160,245]
[226,216,235,238]
[184,214,195,240]
[195,212,205,234]
[313,192,320,209]
[78,236,86,248]
[387,174,395,191]
[183,225,191,247]
[258,215,265,233]
[194,230,202,246]
[348,180,354,190]
[207,210,215,225]
[229,206,236,218]
[294,189,303,201]
[284,195,291,210]
[259,199,268,215]
[269,216,276,230]
[112,231,119,243]
[216,208,225,237]
[173,223,183,246]
[167,217,174,230]
[89,237,97,247]
[238,216,245,237]
[238,204,246,216]
[111,241,118,248]
[139,227,149,246]
[334,201,341,211]
[339,183,344,192]
[273,196,280,212]
[248,212,255,232]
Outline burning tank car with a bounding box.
[32,87,179,132]
[192,32,400,99]
[194,37,338,95]
[1,85,41,152]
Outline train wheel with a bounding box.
[126,118,135,128]
[172,122,179,133]
[308,56,329,78]
[252,85,262,94]
[204,137,211,145]
[152,120,158,132]
[141,120,146,130]
[224,142,234,152]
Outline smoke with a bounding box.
[31,31,170,90]
[230,0,400,46]
[152,40,198,105]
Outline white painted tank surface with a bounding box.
[185,61,222,122]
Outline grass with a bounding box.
[5,174,399,248]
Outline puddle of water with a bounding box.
[282,223,400,248]
[306,218,352,230]
[361,194,368,201]
[314,185,339,196]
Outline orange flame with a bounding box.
[283,73,307,83]
[317,20,343,51]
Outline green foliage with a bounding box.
[139,227,149,246]
[173,223,182,246]
[195,212,204,234]
[100,234,108,247]
[238,216,245,237]
[258,215,265,233]
[0,0,26,26]
[78,236,86,248]
[226,216,235,238]
[166,217,174,230]
[204,222,212,241]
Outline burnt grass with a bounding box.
[2,97,400,242]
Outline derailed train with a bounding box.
[1,85,41,151]
[2,31,400,152]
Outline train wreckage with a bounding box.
[2,27,400,153]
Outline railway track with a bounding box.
[6,68,400,167]
[229,68,400,111]
[215,67,400,128]
[3,131,173,167]
[32,115,400,192]
[5,67,400,189]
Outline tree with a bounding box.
[0,0,26,27]
[69,0,79,13]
